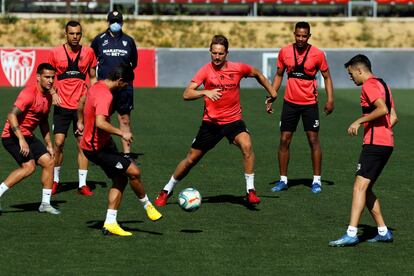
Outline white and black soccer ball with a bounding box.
[178,188,201,212]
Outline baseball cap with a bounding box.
[107,11,123,23]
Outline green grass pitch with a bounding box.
[0,87,413,275]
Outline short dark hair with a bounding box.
[295,22,311,32]
[344,54,372,72]
[65,20,82,32]
[210,35,229,52]
[107,63,134,83]
[36,63,56,74]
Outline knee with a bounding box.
[307,135,320,148]
[54,140,65,151]
[22,162,36,177]
[240,143,253,158]
[44,156,55,169]
[127,164,141,180]
[279,136,291,148]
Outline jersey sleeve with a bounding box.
[90,36,100,58]
[129,38,138,69]
[318,51,329,72]
[276,48,286,70]
[95,93,112,117]
[239,63,253,78]
[362,80,383,105]
[14,88,34,112]
[191,65,208,86]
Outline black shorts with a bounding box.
[113,85,134,115]
[356,144,393,183]
[280,100,320,132]
[191,120,249,151]
[53,106,78,136]
[83,139,131,178]
[2,135,48,165]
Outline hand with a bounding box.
[265,96,276,114]
[347,121,361,136]
[324,101,334,115]
[19,138,30,157]
[204,89,222,102]
[52,93,62,106]
[121,131,133,144]
[75,121,84,136]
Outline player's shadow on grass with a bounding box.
[86,220,163,235]
[5,200,66,213]
[269,178,335,189]
[202,194,260,211]
[358,224,396,242]
[55,180,107,194]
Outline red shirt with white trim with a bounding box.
[191,61,252,125]
[80,81,113,151]
[277,44,329,105]
[48,45,97,109]
[361,77,395,147]
[2,85,52,138]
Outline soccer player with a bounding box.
[0,63,60,215]
[329,54,398,247]
[154,35,277,207]
[48,20,97,196]
[78,64,162,236]
[269,21,334,194]
[91,11,138,160]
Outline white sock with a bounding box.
[105,209,117,224]
[78,169,88,188]
[163,176,179,194]
[138,194,151,209]
[347,225,358,237]
[313,175,321,185]
[245,173,255,193]
[54,166,61,183]
[280,175,288,184]
[378,226,388,236]
[0,183,10,197]
[41,189,52,204]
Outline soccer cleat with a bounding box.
[311,183,322,193]
[271,181,288,192]
[38,203,61,215]
[78,185,94,196]
[102,222,132,236]
[246,189,261,204]
[146,203,163,221]
[329,234,359,247]
[52,181,59,195]
[367,230,393,243]
[154,190,171,206]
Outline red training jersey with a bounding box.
[277,44,329,105]
[80,81,113,151]
[48,45,97,109]
[191,61,252,125]
[2,85,52,138]
[361,77,395,147]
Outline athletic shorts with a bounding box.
[356,144,393,183]
[191,120,249,151]
[2,135,48,165]
[53,106,78,136]
[280,100,320,132]
[113,84,134,115]
[83,139,131,178]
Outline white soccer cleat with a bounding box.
[38,203,61,215]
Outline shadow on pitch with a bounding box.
[180,229,203,234]
[86,219,163,235]
[202,194,260,211]
[269,178,335,188]
[358,224,396,242]
[4,200,66,213]
[55,180,107,194]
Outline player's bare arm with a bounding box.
[272,67,285,94]
[95,114,133,144]
[347,98,388,136]
[76,95,86,135]
[89,67,97,86]
[321,69,335,115]
[390,107,398,127]
[50,86,62,106]
[249,67,277,114]
[183,81,222,102]
[8,106,30,156]
[39,118,54,158]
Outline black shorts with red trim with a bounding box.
[356,144,393,183]
[2,135,48,165]
[83,139,131,178]
[280,100,320,132]
[191,120,249,152]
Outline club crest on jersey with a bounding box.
[122,40,128,47]
[0,49,35,87]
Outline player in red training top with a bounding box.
[48,20,97,196]
[154,35,277,207]
[78,64,162,236]
[0,63,60,215]
[269,21,334,194]
[329,55,398,247]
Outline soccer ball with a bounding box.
[178,188,202,212]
